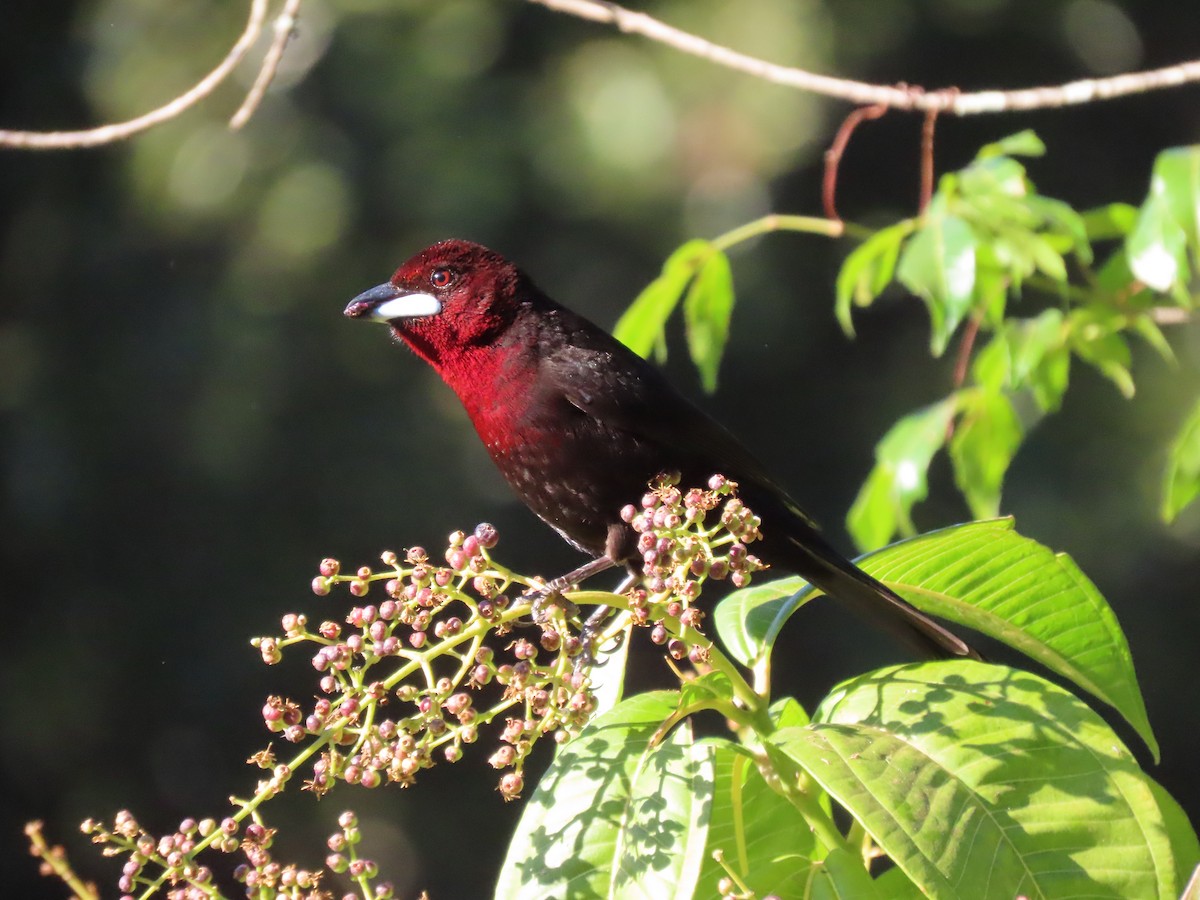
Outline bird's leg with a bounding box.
[527,555,617,624]
[576,569,640,668]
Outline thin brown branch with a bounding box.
[0,0,290,150]
[529,0,1200,115]
[918,92,953,214]
[951,312,983,390]
[822,103,888,222]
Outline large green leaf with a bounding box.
[808,848,889,900]
[683,248,734,393]
[496,691,711,899]
[772,661,1195,900]
[1163,394,1200,522]
[694,739,822,899]
[712,574,809,668]
[855,519,1157,759]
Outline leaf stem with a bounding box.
[710,214,850,253]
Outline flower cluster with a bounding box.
[30,476,766,897]
[70,808,390,899]
[620,474,766,662]
[256,522,600,802]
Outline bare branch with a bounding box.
[231,0,302,130]
[529,0,1200,115]
[822,104,888,221]
[0,0,295,151]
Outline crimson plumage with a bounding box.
[346,239,976,660]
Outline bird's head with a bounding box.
[344,239,523,365]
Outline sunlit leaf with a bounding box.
[1163,394,1200,522]
[683,248,734,393]
[808,848,886,899]
[771,661,1191,899]
[853,519,1158,758]
[1128,192,1188,292]
[713,575,809,668]
[694,739,822,898]
[1151,146,1200,262]
[496,691,711,899]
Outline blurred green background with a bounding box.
[2,0,1198,895]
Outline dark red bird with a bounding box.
[345,239,976,659]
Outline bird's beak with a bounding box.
[344,283,442,323]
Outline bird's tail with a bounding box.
[775,527,980,661]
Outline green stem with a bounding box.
[710,213,849,252]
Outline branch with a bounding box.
[0,0,297,150]
[231,0,301,130]
[529,0,1200,115]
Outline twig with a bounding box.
[951,312,983,390]
[0,0,294,150]
[918,91,954,213]
[529,0,1200,115]
[822,103,888,222]
[231,0,302,129]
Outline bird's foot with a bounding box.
[525,578,579,625]
[574,604,619,672]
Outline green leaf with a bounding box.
[1007,308,1066,382]
[772,661,1191,899]
[694,739,822,899]
[1081,202,1139,241]
[1151,146,1200,264]
[1147,778,1200,893]
[1163,395,1200,522]
[713,575,810,668]
[975,310,1070,413]
[1128,191,1189,293]
[853,519,1158,759]
[1025,194,1093,264]
[835,221,911,337]
[1131,313,1177,365]
[809,848,886,900]
[977,129,1046,159]
[948,389,1023,518]
[496,691,712,899]
[683,249,734,393]
[846,463,901,554]
[613,239,712,358]
[847,397,958,551]
[898,203,978,356]
[970,331,1010,393]
[1070,312,1135,398]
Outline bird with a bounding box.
[344,239,976,660]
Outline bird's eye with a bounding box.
[430,268,454,288]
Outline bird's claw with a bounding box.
[572,604,619,673]
[525,581,579,625]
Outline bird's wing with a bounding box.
[539,327,800,507]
